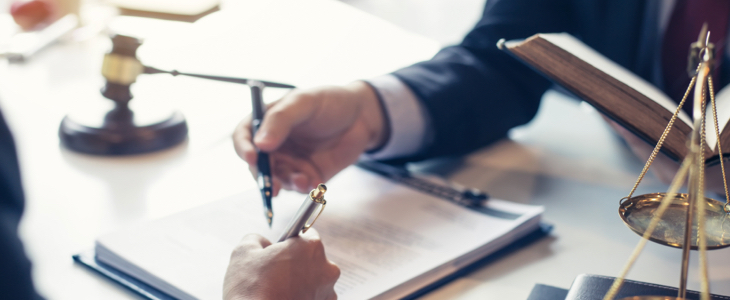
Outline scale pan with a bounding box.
[618,297,684,300]
[619,193,730,250]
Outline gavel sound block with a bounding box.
[59,34,188,155]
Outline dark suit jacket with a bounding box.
[0,110,42,299]
[392,0,656,161]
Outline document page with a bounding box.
[96,166,543,300]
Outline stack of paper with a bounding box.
[95,166,543,299]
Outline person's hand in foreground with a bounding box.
[233,81,388,196]
[223,228,340,300]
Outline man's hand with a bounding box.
[223,229,340,300]
[234,81,388,195]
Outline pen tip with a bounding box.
[266,210,273,227]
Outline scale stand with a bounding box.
[605,26,730,300]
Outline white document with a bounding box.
[96,166,543,300]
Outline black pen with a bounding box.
[249,80,273,227]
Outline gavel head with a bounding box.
[100,34,145,105]
[58,33,188,156]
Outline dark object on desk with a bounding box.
[73,250,174,300]
[356,161,519,219]
[356,161,489,207]
[59,34,188,155]
[526,283,569,300]
[74,224,552,300]
[564,274,730,300]
[357,161,520,220]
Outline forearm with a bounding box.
[389,0,574,160]
[392,46,548,160]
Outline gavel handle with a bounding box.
[142,66,295,89]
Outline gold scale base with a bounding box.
[620,193,730,250]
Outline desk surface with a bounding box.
[2,0,730,299]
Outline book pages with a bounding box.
[539,33,693,127]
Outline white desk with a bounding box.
[2,0,730,299]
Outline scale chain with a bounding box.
[611,29,724,300]
[604,158,693,300]
[624,68,698,201]
[697,80,709,300]
[708,76,730,207]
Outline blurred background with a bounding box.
[0,0,486,47]
[340,0,484,46]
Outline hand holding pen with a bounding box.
[224,227,340,300]
[145,72,301,221]
[278,184,328,242]
[233,81,388,197]
[140,67,297,227]
[224,184,332,299]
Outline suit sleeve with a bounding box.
[390,0,575,160]
[0,110,43,300]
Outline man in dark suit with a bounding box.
[0,113,41,299]
[234,0,730,196]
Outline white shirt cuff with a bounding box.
[362,74,431,160]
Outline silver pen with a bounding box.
[277,184,328,242]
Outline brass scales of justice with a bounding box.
[605,25,730,300]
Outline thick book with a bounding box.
[501,33,730,165]
[84,166,544,300]
[564,274,730,300]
